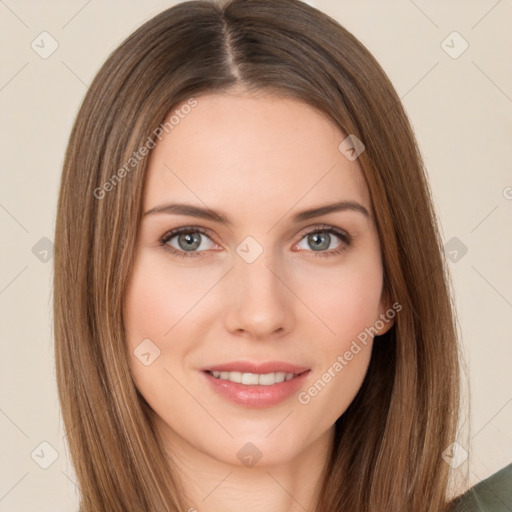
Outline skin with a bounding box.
[123,89,394,512]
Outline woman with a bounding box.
[53,0,510,510]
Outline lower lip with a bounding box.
[202,371,311,408]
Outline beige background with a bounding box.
[1,0,511,510]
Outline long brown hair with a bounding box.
[54,0,466,510]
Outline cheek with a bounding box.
[124,253,214,348]
[290,242,383,413]
[291,248,384,345]
[300,344,373,434]
[123,252,225,402]
[123,255,202,404]
[296,266,380,427]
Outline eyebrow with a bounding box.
[143,200,370,225]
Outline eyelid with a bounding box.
[295,223,351,242]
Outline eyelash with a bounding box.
[158,224,352,260]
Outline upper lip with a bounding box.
[201,361,310,375]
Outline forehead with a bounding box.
[143,92,371,224]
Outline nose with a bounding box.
[222,249,296,340]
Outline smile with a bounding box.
[201,362,311,408]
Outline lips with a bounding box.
[200,361,311,408]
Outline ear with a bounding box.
[374,288,398,336]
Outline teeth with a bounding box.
[241,373,259,385]
[228,371,242,383]
[259,372,283,385]
[208,371,298,385]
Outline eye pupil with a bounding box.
[308,232,330,251]
[178,232,201,251]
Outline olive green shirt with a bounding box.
[452,463,512,511]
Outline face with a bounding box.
[123,90,393,468]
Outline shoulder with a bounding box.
[451,463,512,512]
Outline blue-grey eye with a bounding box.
[297,230,343,252]
[166,231,215,252]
